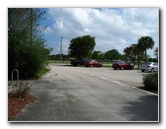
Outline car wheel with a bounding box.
[131,67,134,70]
[142,70,144,72]
[114,68,117,70]
[120,67,123,70]
[151,68,154,72]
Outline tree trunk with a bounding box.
[145,49,147,63]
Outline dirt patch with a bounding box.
[8,92,36,121]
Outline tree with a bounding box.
[123,45,134,61]
[123,44,144,68]
[92,51,102,60]
[8,8,49,79]
[138,36,155,63]
[105,49,121,61]
[68,35,96,59]
[154,47,158,61]
[132,44,144,68]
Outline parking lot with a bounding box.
[14,64,158,121]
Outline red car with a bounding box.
[112,61,134,70]
[85,60,103,67]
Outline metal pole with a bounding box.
[11,69,19,91]
[60,36,63,63]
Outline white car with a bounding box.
[140,62,158,72]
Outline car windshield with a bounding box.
[143,63,152,65]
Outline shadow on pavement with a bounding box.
[121,95,158,121]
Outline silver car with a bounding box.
[140,62,158,72]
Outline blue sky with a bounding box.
[40,8,159,58]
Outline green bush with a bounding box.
[142,72,158,90]
[8,8,50,80]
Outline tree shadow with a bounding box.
[121,95,159,121]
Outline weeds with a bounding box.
[10,81,31,98]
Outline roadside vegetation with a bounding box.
[8,8,50,121]
[8,8,50,80]
[141,72,158,93]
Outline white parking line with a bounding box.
[100,76,107,80]
[113,81,121,84]
[91,74,95,76]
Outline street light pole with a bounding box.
[60,36,63,63]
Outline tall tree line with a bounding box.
[8,8,50,79]
[123,36,155,68]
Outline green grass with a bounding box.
[103,64,111,68]
[134,68,140,70]
[48,60,70,64]
[37,67,50,78]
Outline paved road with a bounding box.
[14,64,158,122]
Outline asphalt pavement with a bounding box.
[13,64,158,122]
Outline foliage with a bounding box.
[68,35,96,59]
[92,51,102,60]
[142,72,158,90]
[154,47,158,61]
[123,45,134,60]
[48,54,69,61]
[124,44,144,68]
[8,8,50,79]
[123,36,155,68]
[13,86,30,98]
[148,57,158,62]
[37,67,50,79]
[105,49,121,60]
[138,36,155,62]
[12,81,31,98]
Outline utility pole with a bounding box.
[60,36,63,63]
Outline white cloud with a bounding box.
[43,27,54,35]
[46,8,159,57]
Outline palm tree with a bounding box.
[154,47,158,60]
[131,44,144,68]
[138,36,155,63]
[123,44,143,68]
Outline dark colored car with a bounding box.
[70,58,89,66]
[112,61,134,70]
[85,60,103,67]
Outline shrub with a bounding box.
[8,8,50,80]
[13,86,30,98]
[142,72,158,90]
[12,81,31,98]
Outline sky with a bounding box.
[41,8,159,57]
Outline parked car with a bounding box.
[112,61,134,70]
[85,60,103,67]
[70,58,89,66]
[140,62,158,72]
